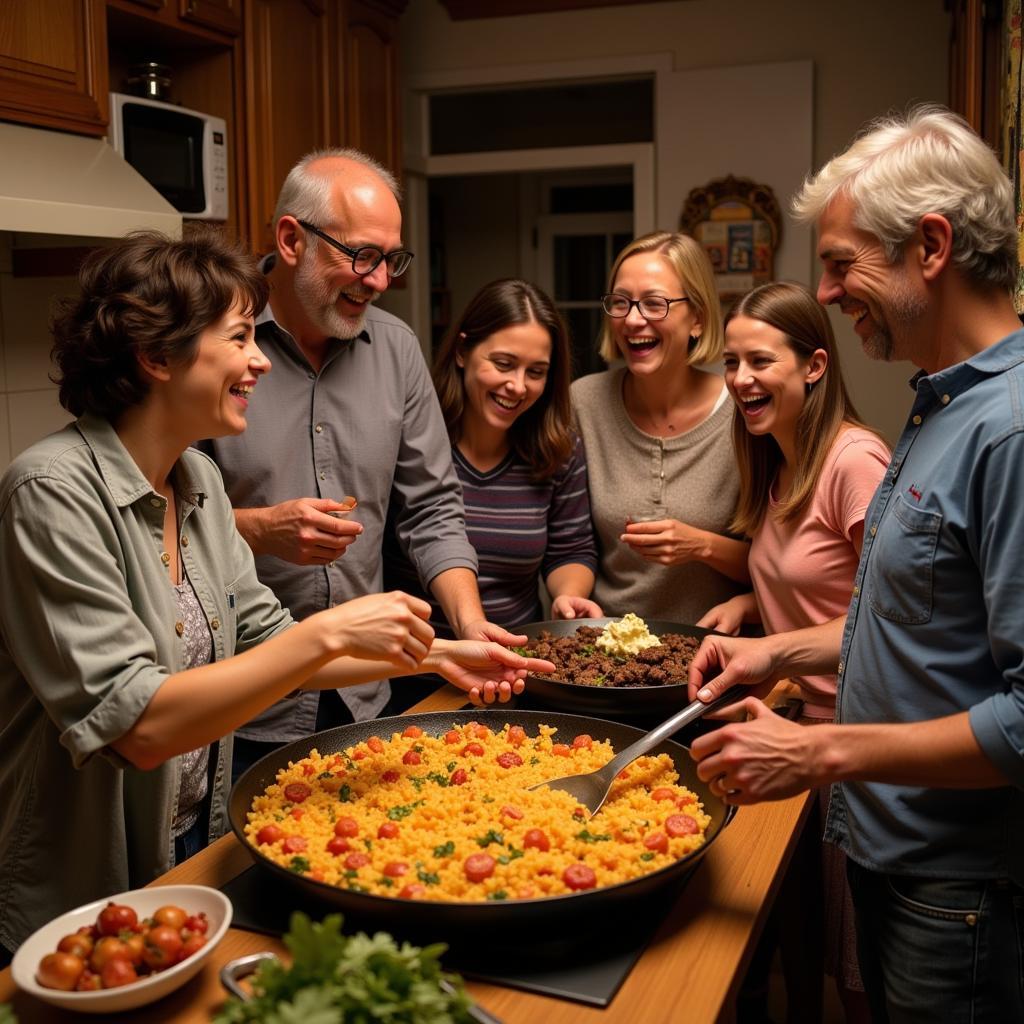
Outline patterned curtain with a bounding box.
[1004,0,1024,311]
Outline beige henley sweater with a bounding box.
[571,367,744,624]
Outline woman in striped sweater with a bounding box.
[385,279,601,633]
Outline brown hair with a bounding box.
[598,231,723,366]
[433,279,574,480]
[52,228,268,420]
[725,281,886,535]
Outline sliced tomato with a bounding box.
[665,813,699,837]
[563,863,597,890]
[463,852,495,882]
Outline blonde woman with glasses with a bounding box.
[570,231,749,624]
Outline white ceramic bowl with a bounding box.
[11,884,232,1014]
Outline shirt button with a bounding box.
[870,524,877,536]
[211,617,220,630]
[315,424,323,433]
[966,913,978,927]
[150,498,162,508]
[319,471,326,481]
[852,585,860,596]
[175,621,184,637]
[308,372,316,381]
[161,551,171,565]
[912,414,922,425]
[181,535,189,547]
[837,660,844,674]
[941,394,951,405]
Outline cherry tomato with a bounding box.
[500,805,524,820]
[563,863,597,891]
[97,902,138,937]
[377,822,400,839]
[470,723,490,739]
[57,933,93,959]
[517,886,538,899]
[461,742,484,757]
[283,782,311,804]
[289,808,304,820]
[37,952,85,991]
[573,807,587,819]
[496,751,523,769]
[367,736,384,753]
[326,836,351,855]
[402,750,422,766]
[183,913,209,937]
[90,936,132,972]
[398,883,427,899]
[382,769,400,783]
[523,828,550,852]
[352,749,367,761]
[282,835,307,854]
[383,861,409,877]
[302,763,316,776]
[121,932,145,966]
[444,730,461,744]
[75,969,101,992]
[77,924,98,940]
[450,768,468,785]
[572,734,593,750]
[463,853,496,882]
[256,824,283,846]
[152,905,188,931]
[507,725,526,746]
[402,725,424,738]
[142,925,183,970]
[180,934,207,960]
[551,743,571,757]
[651,787,677,802]
[666,814,699,837]
[335,817,359,837]
[100,957,138,988]
[643,831,669,853]
[344,852,370,870]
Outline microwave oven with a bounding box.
[108,93,228,221]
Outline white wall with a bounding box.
[396,0,951,442]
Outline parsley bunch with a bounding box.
[215,912,475,1024]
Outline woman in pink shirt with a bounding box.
[700,280,889,1022]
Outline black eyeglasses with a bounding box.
[601,293,689,320]
[297,219,414,278]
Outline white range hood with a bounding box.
[0,121,182,238]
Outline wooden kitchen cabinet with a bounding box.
[0,0,109,135]
[179,0,243,36]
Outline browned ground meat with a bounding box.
[520,626,700,688]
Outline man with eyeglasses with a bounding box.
[200,149,522,780]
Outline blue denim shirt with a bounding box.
[825,330,1024,885]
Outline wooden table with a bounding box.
[0,686,811,1023]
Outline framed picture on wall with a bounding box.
[679,176,782,312]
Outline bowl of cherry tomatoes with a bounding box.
[10,884,232,1013]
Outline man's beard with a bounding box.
[294,252,378,340]
[862,275,927,363]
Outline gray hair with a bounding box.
[793,105,1017,290]
[272,148,402,243]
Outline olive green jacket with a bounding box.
[0,416,291,951]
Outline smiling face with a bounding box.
[456,321,552,444]
[724,315,826,449]
[608,253,703,377]
[294,172,403,340]
[815,194,927,363]
[174,297,270,440]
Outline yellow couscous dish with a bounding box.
[244,721,710,901]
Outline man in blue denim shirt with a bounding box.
[687,106,1024,1023]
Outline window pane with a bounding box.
[554,235,606,303]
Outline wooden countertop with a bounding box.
[0,686,812,1023]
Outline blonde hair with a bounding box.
[598,232,723,366]
[793,105,1015,289]
[725,282,887,536]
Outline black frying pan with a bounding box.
[518,618,714,717]
[228,709,735,946]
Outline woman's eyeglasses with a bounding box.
[601,294,689,320]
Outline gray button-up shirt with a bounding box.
[200,298,476,737]
[0,416,292,950]
[826,330,1024,886]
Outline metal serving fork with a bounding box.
[530,688,742,817]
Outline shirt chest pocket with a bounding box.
[867,494,942,625]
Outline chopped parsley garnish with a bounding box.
[576,829,612,843]
[446,761,457,772]
[426,771,450,787]
[338,784,352,803]
[347,882,368,892]
[317,771,334,779]
[378,877,394,888]
[363,838,373,850]
[486,890,508,901]
[387,800,424,821]
[481,795,495,804]
[529,756,540,766]
[417,869,441,885]
[289,856,311,873]
[409,776,427,791]
[640,852,656,862]
[433,841,456,857]
[344,869,359,879]
[476,829,504,847]
[497,848,524,865]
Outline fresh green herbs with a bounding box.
[337,784,352,803]
[288,856,311,874]
[475,829,504,847]
[433,841,456,858]
[387,800,424,821]
[575,829,612,843]
[214,913,474,1024]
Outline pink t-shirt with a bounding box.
[749,427,891,719]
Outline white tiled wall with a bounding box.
[0,233,80,473]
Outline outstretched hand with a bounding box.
[687,633,781,706]
[551,595,603,620]
[431,640,555,706]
